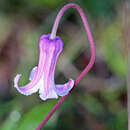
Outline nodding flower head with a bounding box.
[14,3,96,103]
[14,3,96,129]
[14,34,74,101]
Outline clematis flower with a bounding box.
[14,34,74,100]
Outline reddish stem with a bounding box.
[36,3,96,130]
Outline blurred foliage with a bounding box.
[0,0,127,130]
[17,100,58,130]
[81,0,122,18]
[100,22,126,76]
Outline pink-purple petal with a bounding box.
[14,74,40,95]
[29,66,37,81]
[54,79,74,96]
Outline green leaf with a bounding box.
[17,99,58,130]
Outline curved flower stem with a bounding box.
[36,3,96,130]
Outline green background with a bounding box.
[0,0,127,130]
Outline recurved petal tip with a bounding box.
[14,73,39,96]
[14,74,22,88]
[54,79,74,96]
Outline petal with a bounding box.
[54,79,74,96]
[39,91,58,101]
[29,66,37,81]
[14,74,40,96]
[38,34,63,99]
[39,81,58,101]
[13,46,46,96]
[37,76,58,101]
